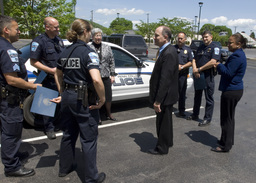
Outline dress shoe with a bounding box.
[176,112,186,118]
[148,149,164,155]
[211,146,229,153]
[198,120,211,127]
[106,116,117,121]
[5,167,35,177]
[46,131,56,140]
[186,114,199,121]
[97,172,106,183]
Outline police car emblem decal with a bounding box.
[7,49,19,62]
[31,42,39,52]
[88,52,100,64]
[214,47,220,55]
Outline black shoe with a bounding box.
[186,114,199,121]
[198,120,211,127]
[211,146,229,153]
[46,131,56,140]
[97,172,106,183]
[106,116,117,121]
[148,149,164,155]
[5,167,35,177]
[176,112,186,118]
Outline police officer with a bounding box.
[30,17,64,139]
[174,32,193,117]
[187,30,221,126]
[0,15,41,177]
[51,19,106,182]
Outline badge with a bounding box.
[88,52,100,64]
[31,42,39,52]
[7,49,19,62]
[214,47,220,55]
[184,50,187,54]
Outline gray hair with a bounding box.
[91,28,103,37]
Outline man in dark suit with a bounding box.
[148,26,179,155]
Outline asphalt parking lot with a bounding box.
[0,40,256,183]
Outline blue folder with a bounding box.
[193,72,206,90]
[30,86,58,117]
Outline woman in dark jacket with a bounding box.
[211,33,247,152]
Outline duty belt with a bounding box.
[64,83,79,91]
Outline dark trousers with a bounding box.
[219,90,243,151]
[0,100,23,173]
[59,90,99,182]
[178,73,187,113]
[193,75,215,121]
[155,105,173,154]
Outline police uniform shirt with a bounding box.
[0,37,27,85]
[30,33,64,68]
[57,40,100,85]
[195,42,221,68]
[174,45,193,65]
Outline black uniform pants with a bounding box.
[155,105,173,154]
[193,75,215,121]
[178,73,188,113]
[0,100,23,173]
[219,90,243,151]
[59,90,100,182]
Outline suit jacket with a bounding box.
[150,44,179,106]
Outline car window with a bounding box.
[108,37,122,47]
[111,47,137,68]
[124,36,145,46]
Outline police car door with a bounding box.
[111,47,151,101]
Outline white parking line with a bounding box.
[0,107,203,147]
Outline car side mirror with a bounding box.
[137,60,144,68]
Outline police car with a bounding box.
[19,41,193,126]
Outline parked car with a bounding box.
[105,34,148,59]
[190,40,232,63]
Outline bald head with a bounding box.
[44,17,59,39]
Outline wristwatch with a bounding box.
[181,66,184,70]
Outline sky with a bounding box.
[72,0,256,35]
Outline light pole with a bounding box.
[197,2,203,40]
[117,13,120,19]
[194,16,198,38]
[147,13,150,47]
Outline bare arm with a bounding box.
[54,69,63,94]
[4,72,41,90]
[30,58,56,75]
[89,69,105,110]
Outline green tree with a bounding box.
[135,21,158,43]
[109,18,133,34]
[250,32,255,39]
[158,17,193,43]
[3,0,76,38]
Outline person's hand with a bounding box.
[153,102,161,113]
[194,72,200,79]
[110,76,115,84]
[89,100,105,110]
[51,96,61,104]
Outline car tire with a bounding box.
[23,94,37,127]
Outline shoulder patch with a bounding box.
[214,47,220,55]
[31,42,39,52]
[7,49,19,62]
[88,52,100,64]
